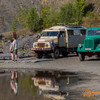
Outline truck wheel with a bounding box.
[36,53,43,59]
[96,55,100,59]
[52,48,60,58]
[79,53,85,61]
[62,52,68,57]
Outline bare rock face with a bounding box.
[2,34,37,53]
[18,34,37,50]
[0,0,40,34]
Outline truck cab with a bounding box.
[77,27,100,61]
[33,25,86,58]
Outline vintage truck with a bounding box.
[32,25,86,58]
[77,27,100,61]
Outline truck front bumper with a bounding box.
[31,48,52,52]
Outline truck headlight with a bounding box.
[79,44,82,47]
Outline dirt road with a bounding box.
[0,54,100,75]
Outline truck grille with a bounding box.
[85,40,93,49]
[37,43,45,47]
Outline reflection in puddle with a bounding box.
[10,71,18,95]
[33,71,78,100]
[0,70,79,100]
[0,71,49,100]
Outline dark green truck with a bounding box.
[77,27,100,61]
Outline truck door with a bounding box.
[59,31,66,47]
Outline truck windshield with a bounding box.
[42,32,59,36]
[87,30,100,36]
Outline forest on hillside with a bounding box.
[0,0,100,34]
[11,0,100,34]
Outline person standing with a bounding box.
[10,39,14,61]
[13,32,18,61]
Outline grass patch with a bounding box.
[0,42,2,46]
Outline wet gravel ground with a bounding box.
[1,54,100,100]
[0,54,100,75]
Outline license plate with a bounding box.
[37,48,43,50]
[85,48,91,50]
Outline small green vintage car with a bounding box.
[77,27,100,61]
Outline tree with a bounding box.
[73,0,85,24]
[59,0,86,25]
[40,5,59,29]
[59,3,76,24]
[26,7,39,32]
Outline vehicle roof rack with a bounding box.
[57,23,86,29]
[57,23,67,26]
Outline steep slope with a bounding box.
[0,0,99,34]
[0,0,37,34]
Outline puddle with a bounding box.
[0,71,50,100]
[0,70,81,100]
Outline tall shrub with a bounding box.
[73,0,85,24]
[40,6,59,29]
[59,3,76,24]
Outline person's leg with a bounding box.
[15,49,18,61]
[11,53,13,61]
[15,55,18,61]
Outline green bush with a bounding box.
[73,0,85,24]
[59,2,76,24]
[26,7,39,32]
[59,0,85,25]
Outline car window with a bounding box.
[59,31,65,37]
[87,30,100,36]
[67,30,74,35]
[74,30,81,35]
[81,30,86,35]
[42,32,59,36]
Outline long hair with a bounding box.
[13,32,17,39]
[10,38,13,42]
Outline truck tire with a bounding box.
[62,52,68,57]
[96,55,100,59]
[79,53,85,61]
[36,53,43,59]
[52,48,60,58]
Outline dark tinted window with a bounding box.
[42,32,59,36]
[81,30,86,35]
[87,30,100,36]
[59,31,65,37]
[67,30,74,35]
